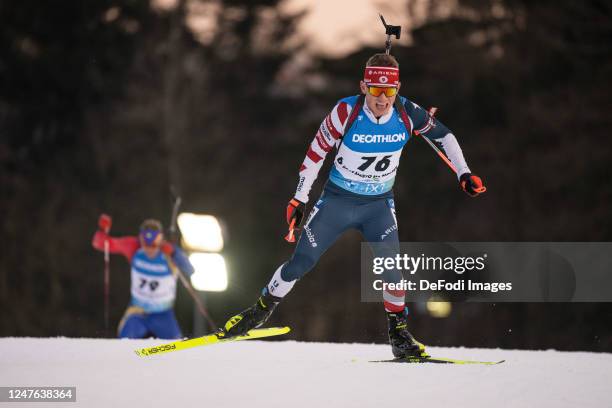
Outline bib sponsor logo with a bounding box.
[343,181,386,194]
[133,258,169,273]
[352,133,406,143]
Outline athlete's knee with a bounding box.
[118,316,148,339]
[154,322,182,339]
[117,306,147,338]
[148,311,182,339]
[283,253,318,280]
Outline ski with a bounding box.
[134,326,291,357]
[371,356,505,365]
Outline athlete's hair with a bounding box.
[140,218,163,232]
[366,53,399,68]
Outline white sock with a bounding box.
[266,264,296,298]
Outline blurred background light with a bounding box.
[189,253,228,292]
[178,213,224,252]
[426,299,452,318]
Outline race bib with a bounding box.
[334,144,402,183]
[130,268,177,311]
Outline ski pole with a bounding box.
[414,107,458,175]
[176,270,218,331]
[103,238,110,336]
[415,108,487,193]
[284,219,297,243]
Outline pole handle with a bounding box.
[284,219,297,243]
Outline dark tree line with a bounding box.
[1,0,611,351]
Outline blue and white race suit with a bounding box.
[268,95,472,312]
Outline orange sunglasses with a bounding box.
[367,86,398,97]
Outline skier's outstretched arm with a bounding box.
[91,214,140,261]
[406,101,485,196]
[407,102,470,177]
[288,101,352,225]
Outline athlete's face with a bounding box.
[360,81,401,117]
[139,232,163,258]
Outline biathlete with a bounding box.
[222,53,485,357]
[92,215,194,339]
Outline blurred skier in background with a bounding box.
[221,53,485,358]
[92,215,194,339]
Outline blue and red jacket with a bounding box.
[92,231,194,313]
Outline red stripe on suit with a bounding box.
[315,131,332,152]
[325,115,342,140]
[306,147,323,163]
[336,102,349,124]
[384,301,405,313]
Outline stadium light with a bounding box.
[178,213,224,252]
[189,253,228,292]
[426,298,452,318]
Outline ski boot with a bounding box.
[387,309,427,358]
[220,289,281,338]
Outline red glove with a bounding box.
[286,198,305,226]
[98,214,112,233]
[460,173,486,197]
[285,198,305,243]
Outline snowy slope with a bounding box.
[1,337,610,408]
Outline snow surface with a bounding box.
[1,337,610,408]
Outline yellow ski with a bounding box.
[134,326,291,357]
